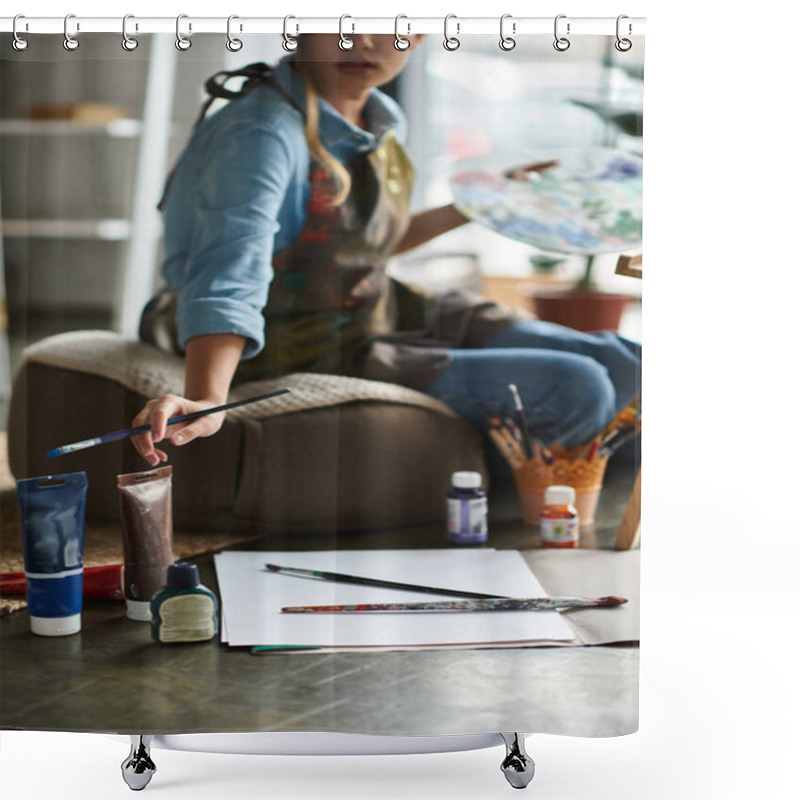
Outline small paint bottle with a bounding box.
[447,471,488,545]
[151,562,218,644]
[540,485,580,548]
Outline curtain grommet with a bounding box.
[615,15,633,52]
[443,14,460,51]
[499,14,516,51]
[11,14,29,53]
[121,14,138,51]
[282,15,299,51]
[63,14,79,51]
[226,15,243,52]
[338,14,355,51]
[12,15,29,51]
[175,14,192,51]
[394,15,411,51]
[553,14,570,52]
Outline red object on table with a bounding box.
[0,563,124,599]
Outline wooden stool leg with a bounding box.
[615,469,641,550]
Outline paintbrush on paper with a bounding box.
[265,563,510,600]
[46,388,291,458]
[281,596,628,613]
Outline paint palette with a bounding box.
[450,147,643,255]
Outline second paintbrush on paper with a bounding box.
[214,549,576,649]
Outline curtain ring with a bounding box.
[122,14,138,51]
[175,14,192,51]
[499,14,516,51]
[63,13,79,51]
[282,15,299,51]
[12,15,29,51]
[394,14,411,51]
[443,14,460,51]
[615,15,632,52]
[226,15,243,52]
[553,14,570,52]
[339,15,354,51]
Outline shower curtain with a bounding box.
[0,17,643,795]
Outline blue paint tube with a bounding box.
[16,472,88,636]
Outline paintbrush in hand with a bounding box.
[47,388,291,457]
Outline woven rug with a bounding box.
[0,432,260,616]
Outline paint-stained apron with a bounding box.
[140,62,525,391]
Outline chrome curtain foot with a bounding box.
[500,732,535,789]
[121,735,157,791]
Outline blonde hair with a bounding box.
[295,62,352,207]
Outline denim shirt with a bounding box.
[159,57,408,359]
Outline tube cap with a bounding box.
[166,562,200,589]
[125,599,153,621]
[544,485,576,505]
[30,613,81,637]
[452,471,481,489]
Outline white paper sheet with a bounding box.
[214,549,575,648]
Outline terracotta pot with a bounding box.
[513,454,610,526]
[530,289,631,332]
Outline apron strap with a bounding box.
[194,62,305,127]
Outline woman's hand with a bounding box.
[131,395,227,467]
[131,333,247,465]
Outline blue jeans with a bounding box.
[425,319,641,449]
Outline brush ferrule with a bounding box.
[47,438,101,458]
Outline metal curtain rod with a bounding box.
[0,16,646,36]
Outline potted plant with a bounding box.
[529,253,632,333]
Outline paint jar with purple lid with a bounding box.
[16,472,88,636]
[447,471,488,545]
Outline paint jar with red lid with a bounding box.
[540,485,580,548]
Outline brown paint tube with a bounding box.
[117,466,174,621]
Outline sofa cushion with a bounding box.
[7,332,486,533]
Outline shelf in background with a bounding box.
[0,119,144,138]
[1,219,131,240]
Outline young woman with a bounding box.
[133,34,640,467]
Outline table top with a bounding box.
[450,147,643,256]
[0,470,639,738]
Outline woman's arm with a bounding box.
[131,333,246,466]
[393,204,470,254]
[183,333,246,405]
[132,114,301,465]
[173,121,296,360]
